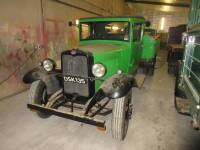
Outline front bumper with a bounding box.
[27,103,105,128]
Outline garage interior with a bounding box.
[0,0,200,150]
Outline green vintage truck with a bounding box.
[140,27,160,75]
[175,0,200,130]
[23,16,146,140]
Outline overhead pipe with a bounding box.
[51,0,103,16]
[125,0,190,8]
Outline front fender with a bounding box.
[23,67,62,95]
[84,73,136,115]
[101,73,136,99]
[23,67,41,84]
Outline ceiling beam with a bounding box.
[125,0,190,7]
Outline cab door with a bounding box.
[132,23,143,68]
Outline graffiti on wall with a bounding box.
[0,17,78,99]
[44,18,67,59]
[0,25,36,84]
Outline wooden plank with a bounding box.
[175,97,190,115]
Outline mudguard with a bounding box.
[23,67,42,84]
[23,67,62,95]
[101,73,136,99]
[84,73,136,115]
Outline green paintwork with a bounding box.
[141,28,160,61]
[188,0,200,28]
[181,30,200,104]
[78,16,145,90]
[79,16,145,23]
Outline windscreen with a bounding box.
[80,22,130,41]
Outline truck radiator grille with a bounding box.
[61,50,94,98]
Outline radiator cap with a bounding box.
[71,49,77,55]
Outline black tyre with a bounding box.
[148,55,156,76]
[175,75,186,98]
[28,80,51,118]
[148,66,154,76]
[111,90,132,140]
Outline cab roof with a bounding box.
[79,16,145,23]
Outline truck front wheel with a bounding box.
[148,56,156,76]
[111,89,133,140]
[28,80,51,118]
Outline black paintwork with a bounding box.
[27,103,105,128]
[101,74,135,99]
[24,49,136,125]
[84,89,106,115]
[84,74,135,115]
[23,68,41,84]
[23,67,62,95]
[61,49,95,100]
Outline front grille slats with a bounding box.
[61,50,94,98]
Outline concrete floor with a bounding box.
[0,50,200,150]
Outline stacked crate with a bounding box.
[168,25,187,44]
[167,24,187,75]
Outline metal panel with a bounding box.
[182,33,200,103]
[62,53,89,97]
[189,0,200,28]
[27,103,105,128]
[61,50,94,98]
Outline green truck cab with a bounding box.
[175,0,200,130]
[23,16,145,140]
[78,16,145,89]
[140,28,160,75]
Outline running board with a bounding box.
[27,104,105,128]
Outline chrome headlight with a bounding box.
[43,59,55,72]
[92,63,106,78]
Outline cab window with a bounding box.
[81,23,90,40]
[133,23,142,42]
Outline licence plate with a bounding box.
[63,76,87,84]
